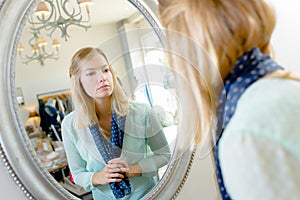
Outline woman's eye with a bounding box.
[86,71,96,76]
[104,68,109,73]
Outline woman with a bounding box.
[158,0,300,199]
[61,47,171,200]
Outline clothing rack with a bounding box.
[36,89,71,102]
[37,89,72,141]
[37,88,73,115]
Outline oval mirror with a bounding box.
[0,0,197,199]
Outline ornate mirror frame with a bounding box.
[0,0,196,199]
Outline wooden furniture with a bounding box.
[63,177,93,200]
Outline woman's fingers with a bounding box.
[101,165,125,184]
[108,158,129,169]
[106,171,124,179]
[106,165,125,173]
[106,178,122,183]
[107,159,129,173]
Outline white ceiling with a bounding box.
[88,0,138,25]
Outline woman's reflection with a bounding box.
[62,47,171,199]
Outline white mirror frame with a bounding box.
[0,0,196,199]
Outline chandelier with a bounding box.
[28,0,94,41]
[17,28,60,66]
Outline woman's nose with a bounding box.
[97,72,105,83]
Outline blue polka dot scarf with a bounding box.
[214,48,283,199]
[89,113,131,199]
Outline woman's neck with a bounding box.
[95,97,112,140]
[95,97,112,119]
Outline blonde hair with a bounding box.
[69,47,129,128]
[159,0,276,144]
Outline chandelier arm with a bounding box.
[74,5,91,22]
[56,0,64,20]
[23,52,40,63]
[45,24,61,39]
[29,24,50,36]
[69,22,91,30]
[61,0,82,20]
[72,15,83,23]
[40,46,55,57]
[27,19,49,28]
[44,54,59,60]
[42,1,57,25]
[79,11,91,23]
[17,51,26,60]
[53,24,69,41]
[27,32,38,48]
[24,50,59,66]
[54,48,59,57]
[59,22,91,41]
[27,54,46,66]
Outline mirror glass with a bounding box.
[15,0,179,199]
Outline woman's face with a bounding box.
[80,53,114,100]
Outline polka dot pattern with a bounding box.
[214,48,283,199]
[89,113,131,199]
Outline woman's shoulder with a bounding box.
[61,111,76,129]
[233,78,300,123]
[129,100,151,113]
[129,100,150,108]
[223,77,300,157]
[239,77,300,105]
[126,101,153,126]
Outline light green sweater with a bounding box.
[62,101,171,200]
[219,78,300,200]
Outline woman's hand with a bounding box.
[92,162,125,186]
[108,158,142,178]
[92,158,142,186]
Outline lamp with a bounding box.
[29,111,39,128]
[28,0,93,41]
[17,28,60,66]
[16,87,25,106]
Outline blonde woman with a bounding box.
[158,0,300,199]
[62,47,170,200]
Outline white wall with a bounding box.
[270,0,300,72]
[1,0,300,199]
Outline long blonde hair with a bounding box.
[159,0,276,144]
[69,47,129,128]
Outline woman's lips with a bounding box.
[98,85,109,90]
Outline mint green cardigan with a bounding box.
[219,78,300,199]
[61,101,171,200]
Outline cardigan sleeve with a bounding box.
[138,107,171,177]
[61,113,95,192]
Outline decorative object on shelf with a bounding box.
[28,0,94,41]
[17,28,60,66]
[29,111,39,128]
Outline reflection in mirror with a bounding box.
[63,46,173,199]
[15,0,178,199]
